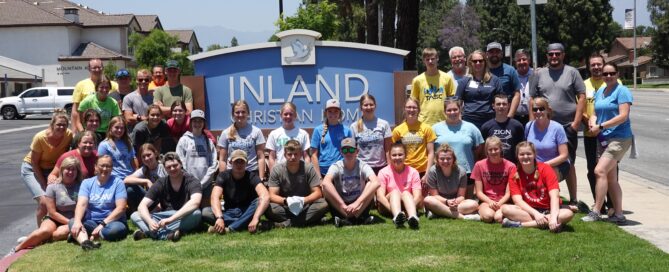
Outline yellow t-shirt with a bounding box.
[410,70,456,126]
[23,129,74,169]
[72,78,119,104]
[583,78,621,137]
[391,121,436,172]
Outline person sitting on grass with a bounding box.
[130,152,202,242]
[69,155,128,250]
[9,157,83,256]
[202,150,270,234]
[423,144,480,220]
[472,136,515,223]
[500,141,574,232]
[322,138,379,227]
[376,142,422,229]
[265,140,329,228]
[124,143,167,196]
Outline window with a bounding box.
[57,88,74,96]
[22,89,48,98]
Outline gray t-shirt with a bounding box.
[218,124,266,171]
[268,161,321,197]
[129,164,167,183]
[350,118,392,168]
[122,90,154,116]
[45,183,80,219]
[529,65,586,125]
[326,159,375,203]
[426,165,467,199]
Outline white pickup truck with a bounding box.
[0,87,74,119]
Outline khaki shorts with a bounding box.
[600,138,633,161]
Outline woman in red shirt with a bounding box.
[500,141,574,232]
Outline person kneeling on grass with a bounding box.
[202,150,270,234]
[8,157,83,256]
[69,155,128,250]
[376,142,422,229]
[265,140,329,228]
[423,144,480,220]
[500,141,574,232]
[130,152,202,241]
[472,136,515,223]
[322,138,379,227]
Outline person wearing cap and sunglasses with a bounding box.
[310,99,353,177]
[176,110,218,207]
[529,43,585,209]
[71,59,119,133]
[321,138,379,227]
[203,149,270,234]
[266,139,328,228]
[154,60,193,117]
[122,69,154,130]
[109,68,133,107]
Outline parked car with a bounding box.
[0,87,74,120]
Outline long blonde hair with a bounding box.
[105,116,132,153]
[466,50,492,83]
[227,100,250,141]
[356,94,376,132]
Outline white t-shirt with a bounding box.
[266,126,310,164]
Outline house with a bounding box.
[606,37,668,83]
[166,30,203,55]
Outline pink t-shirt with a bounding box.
[54,149,97,179]
[471,158,515,202]
[377,164,421,194]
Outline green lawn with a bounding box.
[637,83,669,89]
[10,213,669,271]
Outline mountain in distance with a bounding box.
[193,25,276,49]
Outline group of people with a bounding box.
[10,41,634,255]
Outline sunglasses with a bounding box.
[471,59,485,64]
[532,107,546,112]
[137,78,150,83]
[548,52,562,57]
[341,147,356,154]
[602,72,617,77]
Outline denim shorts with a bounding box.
[21,162,49,199]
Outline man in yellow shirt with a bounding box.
[410,48,456,126]
[70,58,118,132]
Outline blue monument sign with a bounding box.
[188,29,409,130]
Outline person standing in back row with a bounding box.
[154,60,193,117]
[410,48,457,126]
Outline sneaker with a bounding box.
[273,219,292,229]
[608,214,627,225]
[80,240,100,251]
[463,214,481,221]
[207,225,227,235]
[334,216,352,228]
[166,230,181,242]
[408,216,420,229]
[258,220,273,232]
[393,212,406,228]
[362,215,375,225]
[66,233,74,244]
[426,211,434,220]
[502,218,522,228]
[577,201,591,214]
[581,211,602,222]
[16,236,27,244]
[133,230,146,241]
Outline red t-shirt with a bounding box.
[54,149,97,179]
[167,116,190,139]
[471,158,515,202]
[508,161,560,210]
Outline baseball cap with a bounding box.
[190,109,205,120]
[230,149,248,163]
[547,43,565,52]
[115,68,130,78]
[165,59,180,69]
[326,99,340,110]
[486,42,503,51]
[341,137,356,148]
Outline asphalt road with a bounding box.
[0,89,667,254]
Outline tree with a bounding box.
[129,29,194,75]
[417,0,458,71]
[206,44,224,51]
[396,0,420,70]
[276,0,340,40]
[380,0,396,47]
[648,0,669,68]
[365,0,379,44]
[230,37,239,47]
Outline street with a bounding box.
[0,89,667,254]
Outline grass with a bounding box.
[636,83,669,89]
[10,212,669,271]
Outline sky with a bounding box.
[74,0,653,48]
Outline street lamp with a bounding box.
[493,27,512,65]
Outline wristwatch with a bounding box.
[218,215,225,220]
[599,124,604,130]
[100,221,107,227]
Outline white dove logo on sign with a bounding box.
[284,39,312,63]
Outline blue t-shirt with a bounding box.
[595,84,633,139]
[79,175,127,222]
[98,139,136,179]
[432,121,484,173]
[310,123,352,169]
[456,76,503,128]
[525,120,568,163]
[489,63,521,96]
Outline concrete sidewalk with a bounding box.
[562,156,669,253]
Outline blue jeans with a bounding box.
[126,184,146,214]
[130,209,202,240]
[202,198,259,231]
[68,218,128,241]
